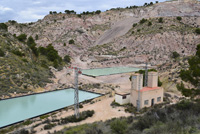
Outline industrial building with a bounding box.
[115,72,163,109]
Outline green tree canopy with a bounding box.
[95,10,101,14]
[17,34,27,42]
[27,36,38,57]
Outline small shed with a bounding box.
[115,92,130,105]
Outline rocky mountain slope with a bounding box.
[6,0,200,68]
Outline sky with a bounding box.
[0,0,167,23]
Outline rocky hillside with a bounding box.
[0,29,58,98]
[6,0,200,68]
[87,16,200,67]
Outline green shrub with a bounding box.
[77,14,82,18]
[12,50,25,57]
[139,18,147,24]
[64,55,71,63]
[19,129,29,134]
[44,123,56,130]
[110,119,127,134]
[8,20,17,24]
[40,115,49,119]
[61,110,95,124]
[176,100,193,110]
[158,77,162,86]
[158,17,163,23]
[176,16,182,21]
[17,34,27,42]
[195,28,200,34]
[125,105,137,114]
[35,34,39,40]
[23,120,33,125]
[0,49,5,57]
[148,21,152,26]
[79,104,83,108]
[40,60,48,68]
[0,23,8,31]
[132,23,137,27]
[172,51,180,58]
[22,58,28,62]
[110,101,121,107]
[95,10,101,14]
[69,39,75,44]
[38,46,47,55]
[26,36,39,57]
[27,36,35,45]
[53,60,59,68]
[63,43,66,46]
[46,44,62,62]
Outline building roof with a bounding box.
[139,87,161,92]
[115,92,130,96]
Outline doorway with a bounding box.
[151,98,154,106]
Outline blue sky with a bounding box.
[0,0,167,23]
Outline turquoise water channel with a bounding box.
[82,67,141,77]
[0,88,100,128]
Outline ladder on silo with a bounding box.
[137,74,142,112]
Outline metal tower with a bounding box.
[68,66,82,118]
[74,68,79,118]
[144,62,148,87]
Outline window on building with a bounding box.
[144,100,149,105]
[122,95,126,99]
[157,97,161,102]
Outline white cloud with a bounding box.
[0,6,12,12]
[33,1,42,5]
[16,9,46,22]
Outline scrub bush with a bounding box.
[110,119,127,134]
[44,123,56,130]
[61,110,95,124]
[17,34,27,42]
[176,16,182,21]
[195,28,200,34]
[0,48,5,57]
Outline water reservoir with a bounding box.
[82,67,141,77]
[0,88,101,128]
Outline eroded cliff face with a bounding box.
[7,1,200,67]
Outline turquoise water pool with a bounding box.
[0,88,100,128]
[82,67,141,77]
